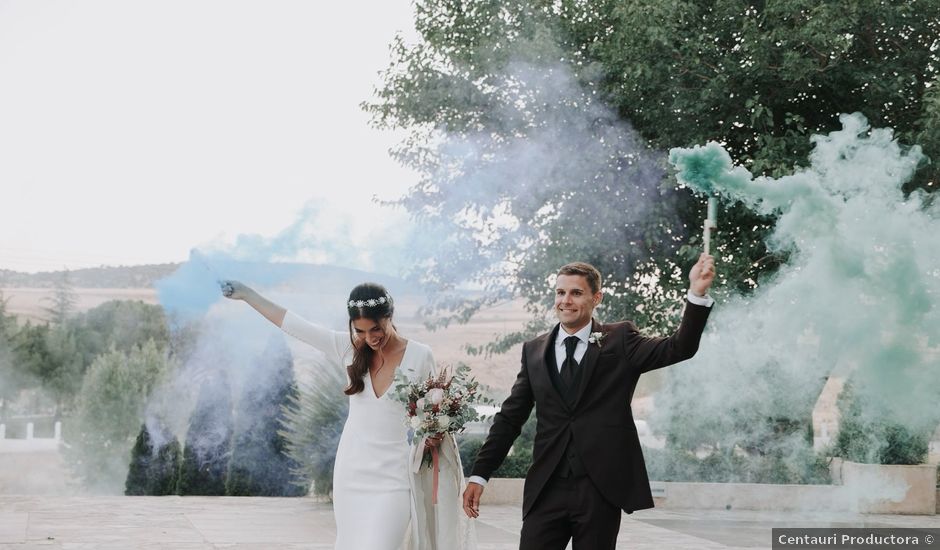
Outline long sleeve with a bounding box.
[279,310,352,367]
[470,344,535,481]
[626,300,711,374]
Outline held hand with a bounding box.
[220,280,251,301]
[462,482,484,519]
[689,253,716,297]
[424,433,444,448]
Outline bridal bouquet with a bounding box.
[393,364,492,503]
[393,363,491,446]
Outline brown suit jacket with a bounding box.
[470,300,711,517]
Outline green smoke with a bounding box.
[658,113,938,471]
[668,142,746,198]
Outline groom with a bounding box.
[463,254,716,549]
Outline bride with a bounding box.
[222,280,475,550]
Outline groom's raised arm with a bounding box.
[624,253,716,374]
[627,295,712,374]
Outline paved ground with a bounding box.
[1,496,938,549]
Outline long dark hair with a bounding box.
[344,283,395,396]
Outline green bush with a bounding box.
[833,382,929,465]
[63,341,174,493]
[880,424,930,465]
[178,373,234,495]
[279,358,347,498]
[226,336,305,497]
[124,424,154,495]
[459,412,537,478]
[153,439,183,495]
[643,445,831,485]
[457,407,832,484]
[833,420,929,465]
[125,422,181,496]
[458,436,484,477]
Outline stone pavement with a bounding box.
[1,496,938,549]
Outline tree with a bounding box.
[279,360,348,498]
[460,412,538,479]
[42,270,77,326]
[915,73,940,206]
[125,425,154,495]
[365,1,940,483]
[11,320,86,418]
[70,300,170,368]
[833,382,930,465]
[592,0,940,188]
[365,0,940,347]
[125,421,182,495]
[11,322,52,389]
[178,372,234,496]
[0,295,27,419]
[6,298,168,419]
[226,336,306,496]
[42,325,84,417]
[64,340,174,493]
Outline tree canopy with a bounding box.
[64,340,174,493]
[366,0,940,347]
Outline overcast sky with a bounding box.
[0,0,419,274]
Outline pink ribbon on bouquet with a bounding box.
[411,435,442,505]
[431,445,440,505]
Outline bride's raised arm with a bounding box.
[221,280,286,326]
[221,280,349,365]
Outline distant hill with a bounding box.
[0,262,416,296]
[0,264,180,288]
[0,263,526,392]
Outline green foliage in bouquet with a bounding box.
[393,363,494,441]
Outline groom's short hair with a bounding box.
[557,262,602,294]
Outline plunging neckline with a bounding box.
[368,341,410,399]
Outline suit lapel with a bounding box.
[572,319,602,409]
[533,324,570,409]
[533,324,557,373]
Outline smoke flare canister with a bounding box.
[704,197,718,255]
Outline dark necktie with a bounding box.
[561,336,579,387]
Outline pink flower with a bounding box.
[427,388,445,404]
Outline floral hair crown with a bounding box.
[347,295,391,308]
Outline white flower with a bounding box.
[409,416,423,429]
[416,398,426,410]
[427,388,445,405]
[588,331,605,346]
[437,415,452,429]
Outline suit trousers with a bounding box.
[519,471,622,550]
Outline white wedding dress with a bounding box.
[280,311,476,550]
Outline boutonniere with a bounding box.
[588,332,605,346]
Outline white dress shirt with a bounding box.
[467,290,712,487]
[553,322,592,372]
